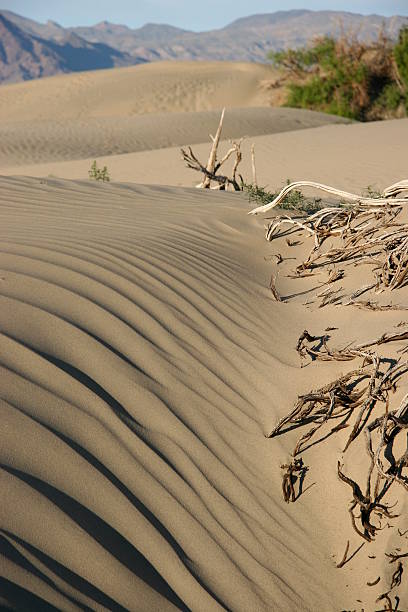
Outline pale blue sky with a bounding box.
[2,0,408,30]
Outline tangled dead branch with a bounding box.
[270,329,408,547]
[249,179,408,299]
[281,457,308,502]
[258,177,408,607]
[248,179,408,216]
[180,108,248,191]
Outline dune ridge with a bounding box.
[0,62,279,122]
[0,176,370,610]
[0,107,350,168]
[4,118,407,195]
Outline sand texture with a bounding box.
[1,175,408,611]
[0,62,280,122]
[0,107,350,168]
[0,177,338,611]
[3,118,407,196]
[2,61,408,611]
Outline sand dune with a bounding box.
[1,174,408,610]
[4,117,407,195]
[0,177,337,611]
[0,107,350,168]
[0,61,281,122]
[0,60,349,169]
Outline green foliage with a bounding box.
[394,26,408,110]
[242,182,275,206]
[88,160,110,182]
[269,28,408,121]
[362,185,382,199]
[394,26,408,87]
[286,77,360,119]
[375,82,404,111]
[243,180,322,215]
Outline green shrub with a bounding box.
[88,160,110,182]
[243,180,322,215]
[394,26,408,110]
[375,82,403,111]
[269,28,408,121]
[394,26,408,87]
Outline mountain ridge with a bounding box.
[0,9,407,85]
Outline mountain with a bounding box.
[0,10,66,39]
[0,9,407,84]
[0,13,141,84]
[72,22,190,53]
[76,10,407,60]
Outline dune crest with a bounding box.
[1,176,368,610]
[0,61,279,122]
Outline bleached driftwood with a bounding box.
[199,107,225,188]
[181,141,243,191]
[248,179,408,216]
[251,144,257,187]
[260,174,408,601]
[181,108,257,191]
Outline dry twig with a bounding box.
[251,179,408,298]
[181,108,245,191]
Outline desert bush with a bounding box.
[243,180,322,214]
[269,27,408,120]
[394,25,408,107]
[88,160,110,182]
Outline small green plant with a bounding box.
[243,180,322,215]
[362,185,382,199]
[88,160,110,182]
[242,182,275,206]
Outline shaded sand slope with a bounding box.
[0,62,278,122]
[7,117,407,194]
[0,107,350,168]
[0,176,389,610]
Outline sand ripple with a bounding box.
[0,107,349,168]
[0,177,344,610]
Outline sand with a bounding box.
[1,62,408,611]
[0,107,350,168]
[3,117,406,194]
[0,61,280,122]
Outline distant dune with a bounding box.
[0,106,350,167]
[3,118,406,196]
[0,61,279,121]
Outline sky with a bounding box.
[2,0,408,30]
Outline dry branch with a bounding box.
[259,175,408,603]
[201,107,225,188]
[269,326,408,552]
[181,108,246,191]
[269,274,282,301]
[253,181,408,298]
[336,540,365,568]
[251,143,257,186]
[248,179,408,216]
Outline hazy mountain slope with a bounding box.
[70,10,408,57]
[0,9,407,84]
[0,9,65,39]
[0,14,141,84]
[72,22,191,52]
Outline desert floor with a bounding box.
[1,62,408,611]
